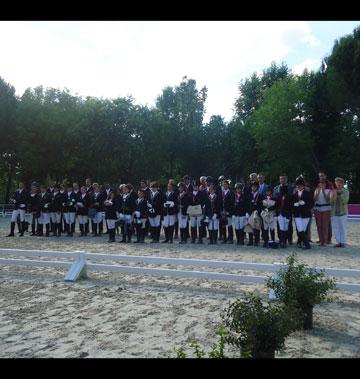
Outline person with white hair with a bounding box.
[330,177,349,248]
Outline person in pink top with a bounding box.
[318,171,334,243]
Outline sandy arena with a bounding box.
[0,217,359,358]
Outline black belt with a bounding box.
[315,203,330,207]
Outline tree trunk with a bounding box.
[5,165,14,203]
[303,305,314,330]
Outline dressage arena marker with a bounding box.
[0,248,360,292]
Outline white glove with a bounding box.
[44,203,49,208]
[212,214,217,220]
[134,211,140,218]
[245,213,250,218]
[169,201,175,207]
[147,202,152,208]
[294,202,299,207]
[19,204,26,208]
[76,202,83,207]
[299,200,305,206]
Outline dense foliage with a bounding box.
[221,294,301,356]
[1,26,360,202]
[266,254,336,311]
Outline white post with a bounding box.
[64,252,87,282]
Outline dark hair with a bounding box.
[126,183,133,190]
[150,181,158,188]
[138,189,146,195]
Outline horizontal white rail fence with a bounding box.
[0,248,359,292]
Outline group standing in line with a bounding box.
[6,171,350,248]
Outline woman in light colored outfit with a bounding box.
[330,177,349,248]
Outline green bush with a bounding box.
[221,293,302,357]
[266,254,336,312]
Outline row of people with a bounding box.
[6,173,349,248]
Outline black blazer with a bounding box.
[89,191,106,212]
[29,193,41,215]
[134,198,148,219]
[148,191,163,217]
[163,191,178,216]
[62,192,77,213]
[119,194,136,215]
[178,192,191,216]
[233,192,247,217]
[292,190,314,218]
[39,192,53,213]
[221,190,235,215]
[76,193,90,216]
[205,194,222,218]
[247,191,264,214]
[275,193,292,218]
[104,199,118,220]
[12,189,30,210]
[190,191,206,207]
[51,192,66,213]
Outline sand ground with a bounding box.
[0,217,359,358]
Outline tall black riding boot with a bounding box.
[140,228,146,243]
[162,227,169,243]
[45,224,50,237]
[85,222,89,236]
[247,232,254,246]
[57,223,62,237]
[254,230,260,246]
[198,226,203,244]
[93,223,98,237]
[134,225,141,243]
[228,226,234,244]
[37,223,44,236]
[7,221,16,236]
[79,224,84,236]
[235,229,240,245]
[221,227,227,244]
[71,222,75,236]
[209,230,214,245]
[98,221,103,236]
[168,225,174,243]
[302,231,311,250]
[213,229,218,244]
[296,230,302,248]
[31,221,36,236]
[127,227,132,243]
[239,228,245,245]
[120,223,127,242]
[263,229,269,247]
[19,221,25,236]
[190,227,197,243]
[174,221,179,240]
[149,226,156,243]
[270,229,275,242]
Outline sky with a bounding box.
[0,21,359,122]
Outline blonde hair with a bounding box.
[335,177,344,184]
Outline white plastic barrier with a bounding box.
[0,248,359,292]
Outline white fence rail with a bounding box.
[0,248,359,292]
